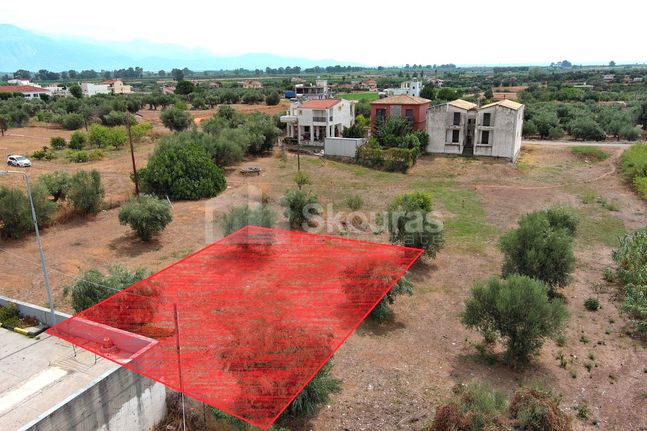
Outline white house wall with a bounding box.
[473,105,524,161]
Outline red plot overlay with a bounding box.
[47,226,422,429]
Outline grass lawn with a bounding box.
[338,92,379,102]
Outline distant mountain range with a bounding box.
[0,24,361,72]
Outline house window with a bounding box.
[481,130,490,145]
[405,109,414,125]
[452,130,460,143]
[482,112,491,126]
[453,112,461,126]
[376,108,386,122]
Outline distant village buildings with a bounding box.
[82,80,131,96]
[100,79,132,94]
[427,99,524,161]
[239,80,263,89]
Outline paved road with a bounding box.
[523,140,632,148]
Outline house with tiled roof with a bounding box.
[280,98,356,145]
[0,85,49,99]
[370,95,431,132]
[427,99,524,161]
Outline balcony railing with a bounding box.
[312,116,327,122]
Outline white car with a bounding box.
[7,155,32,168]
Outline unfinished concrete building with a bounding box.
[427,99,524,161]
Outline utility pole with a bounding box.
[0,170,56,326]
[126,111,140,195]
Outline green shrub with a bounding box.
[220,205,276,235]
[633,176,647,200]
[88,124,127,148]
[0,185,55,239]
[499,207,578,292]
[620,142,647,181]
[612,228,647,332]
[584,297,600,311]
[431,382,507,431]
[370,274,413,322]
[508,386,571,431]
[345,194,363,211]
[620,126,641,141]
[280,189,320,229]
[280,361,341,418]
[63,265,149,312]
[461,275,568,365]
[68,151,89,163]
[39,171,71,201]
[31,148,52,160]
[130,122,153,142]
[571,146,609,161]
[293,171,311,188]
[547,126,565,140]
[0,303,21,328]
[160,106,192,131]
[265,92,281,106]
[386,192,444,258]
[571,118,606,141]
[139,140,226,200]
[61,113,84,130]
[356,143,418,172]
[119,195,173,241]
[88,149,107,161]
[50,136,66,149]
[68,131,87,150]
[68,170,105,214]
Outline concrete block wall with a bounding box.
[20,365,166,431]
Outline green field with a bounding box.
[337,92,379,102]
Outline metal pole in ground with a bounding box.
[0,170,56,325]
[173,303,186,431]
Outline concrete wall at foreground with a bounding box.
[20,365,166,431]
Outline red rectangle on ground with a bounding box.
[48,226,422,429]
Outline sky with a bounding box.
[1,0,645,66]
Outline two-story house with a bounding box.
[384,79,423,97]
[427,99,523,161]
[100,80,132,94]
[280,99,356,145]
[369,95,430,132]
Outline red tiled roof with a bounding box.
[299,99,341,109]
[371,95,430,105]
[100,80,116,84]
[0,85,48,93]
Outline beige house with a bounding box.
[100,80,132,94]
[240,80,263,89]
[427,99,524,161]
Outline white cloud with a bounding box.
[1,0,644,66]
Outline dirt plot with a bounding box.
[0,137,645,430]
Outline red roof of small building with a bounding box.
[371,95,430,105]
[0,85,48,93]
[299,99,341,109]
[100,80,116,84]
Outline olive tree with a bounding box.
[499,206,578,293]
[461,274,567,364]
[160,106,192,131]
[220,205,276,235]
[118,195,173,241]
[63,265,149,312]
[386,192,444,258]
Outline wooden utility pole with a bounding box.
[127,112,140,195]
